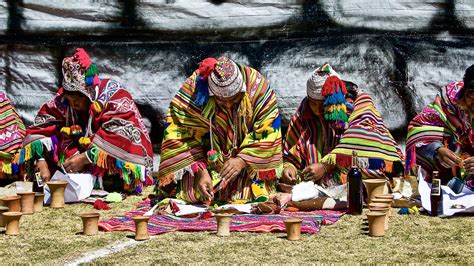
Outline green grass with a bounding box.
[1,187,472,264]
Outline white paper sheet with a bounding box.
[292,181,319,201]
[418,169,474,217]
[44,170,94,204]
[216,204,253,214]
[174,204,207,216]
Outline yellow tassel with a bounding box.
[239,92,253,124]
[79,137,91,146]
[251,183,269,201]
[96,149,108,168]
[25,144,32,161]
[320,153,336,165]
[124,162,134,173]
[2,162,12,174]
[12,153,20,164]
[92,101,102,113]
[60,127,71,135]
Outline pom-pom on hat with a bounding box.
[208,57,246,99]
[62,48,100,101]
[307,63,340,100]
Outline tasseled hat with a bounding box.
[319,63,348,129]
[208,57,247,99]
[307,63,341,100]
[194,56,247,106]
[62,48,100,101]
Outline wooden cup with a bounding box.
[284,218,303,241]
[33,193,45,213]
[46,181,68,208]
[132,216,150,241]
[367,211,386,237]
[3,211,23,235]
[17,192,36,215]
[80,212,100,236]
[215,213,233,237]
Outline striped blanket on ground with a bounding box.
[99,203,344,235]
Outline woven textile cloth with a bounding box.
[19,79,153,193]
[284,92,404,186]
[0,92,26,175]
[157,64,282,203]
[99,203,344,235]
[321,93,405,179]
[406,81,473,184]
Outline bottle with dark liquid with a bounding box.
[32,172,44,193]
[430,171,442,217]
[348,151,363,215]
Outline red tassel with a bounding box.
[339,79,347,94]
[198,58,217,81]
[258,169,276,181]
[322,76,347,96]
[336,153,352,168]
[200,211,213,219]
[93,199,111,210]
[322,76,336,96]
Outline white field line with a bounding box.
[65,236,156,265]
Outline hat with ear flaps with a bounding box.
[62,48,100,102]
[307,63,341,100]
[60,48,101,146]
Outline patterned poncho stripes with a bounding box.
[158,65,282,185]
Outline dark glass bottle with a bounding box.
[32,172,44,193]
[430,171,442,217]
[348,151,363,215]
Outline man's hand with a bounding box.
[301,163,327,182]
[281,166,297,185]
[36,160,51,182]
[63,153,90,173]
[462,156,474,175]
[436,147,462,168]
[197,168,214,201]
[220,157,246,182]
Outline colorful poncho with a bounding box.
[406,81,473,184]
[284,93,404,186]
[19,79,153,193]
[0,92,26,176]
[158,65,282,203]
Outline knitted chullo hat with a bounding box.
[208,57,247,99]
[317,63,348,130]
[62,48,100,102]
[307,63,340,100]
[60,48,100,144]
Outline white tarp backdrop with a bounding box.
[1,0,473,156]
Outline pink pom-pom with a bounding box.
[74,48,92,69]
[93,74,100,86]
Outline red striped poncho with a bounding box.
[406,81,473,185]
[19,79,153,193]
